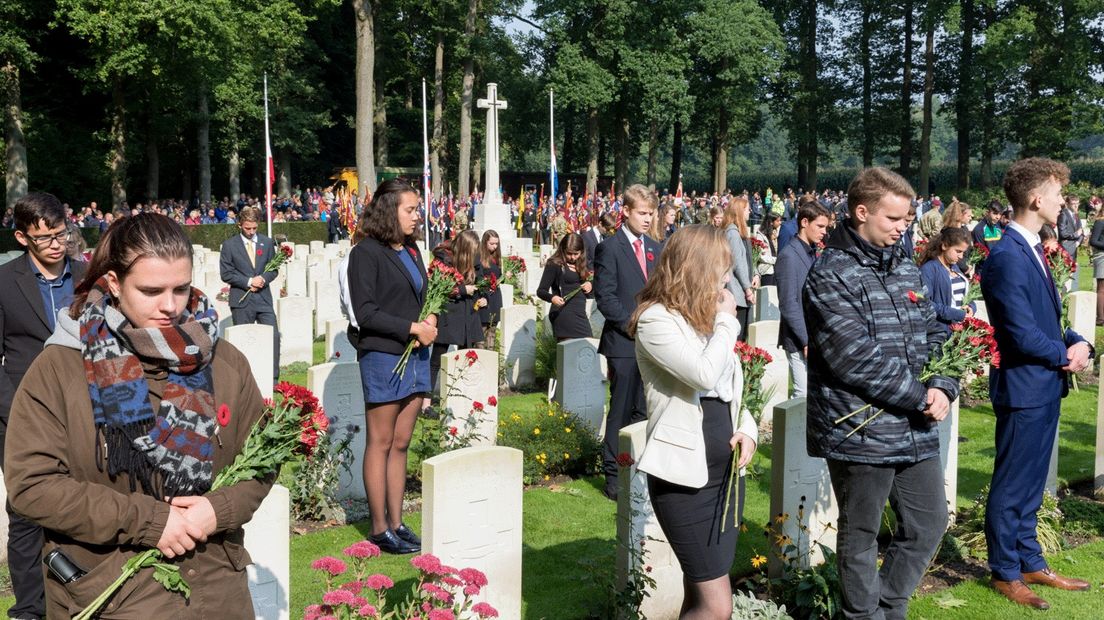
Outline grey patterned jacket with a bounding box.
[803,225,960,464]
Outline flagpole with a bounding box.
[263,73,273,238]
[422,79,431,243]
[549,89,557,201]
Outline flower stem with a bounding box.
[720,445,739,533]
[833,403,871,425]
[844,409,884,439]
[74,549,160,620]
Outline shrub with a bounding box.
[289,421,357,521]
[953,485,1065,559]
[534,323,557,382]
[1059,496,1104,538]
[731,590,793,620]
[496,399,602,484]
[964,375,990,403]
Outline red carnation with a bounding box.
[472,401,484,411]
[280,245,293,259]
[488,395,497,406]
[465,350,479,365]
[616,452,635,467]
[448,426,458,436]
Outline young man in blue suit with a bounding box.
[220,206,281,380]
[594,184,661,500]
[981,157,1093,609]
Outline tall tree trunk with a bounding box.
[597,134,607,181]
[110,76,128,210]
[646,119,658,190]
[3,62,28,208]
[713,112,729,194]
[457,0,480,198]
[197,87,211,204]
[980,74,995,188]
[353,0,377,198]
[803,0,819,190]
[146,119,159,201]
[614,107,628,193]
[668,120,683,191]
[277,147,291,197]
[899,0,914,175]
[918,17,935,198]
[860,2,873,167]
[374,86,388,167]
[431,31,445,199]
[956,0,974,189]
[228,139,240,201]
[472,156,482,194]
[797,138,808,189]
[585,107,599,195]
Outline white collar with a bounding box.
[1007,220,1041,248]
[621,226,643,247]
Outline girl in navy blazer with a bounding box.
[918,227,975,331]
[349,179,436,555]
[479,230,504,348]
[430,230,486,388]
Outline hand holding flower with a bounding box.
[730,432,756,468]
[923,388,950,422]
[581,281,593,294]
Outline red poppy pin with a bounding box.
[646,252,654,262]
[907,290,924,303]
[217,403,231,427]
[256,248,263,257]
[408,247,417,259]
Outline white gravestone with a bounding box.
[0,469,8,562]
[747,320,781,353]
[223,324,275,399]
[439,348,500,447]
[754,285,780,322]
[277,296,313,366]
[498,283,514,309]
[553,338,607,437]
[423,447,523,620]
[505,237,533,257]
[1067,290,1096,346]
[295,244,310,260]
[587,298,605,340]
[538,244,554,265]
[313,280,341,336]
[616,421,683,619]
[309,240,325,254]
[768,398,838,579]
[212,296,233,338]
[307,362,366,500]
[243,484,290,620]
[286,261,308,298]
[337,239,351,252]
[1046,426,1060,496]
[307,264,328,296]
[1096,362,1104,497]
[500,305,537,388]
[937,399,961,522]
[325,318,357,362]
[525,261,542,296]
[759,355,789,427]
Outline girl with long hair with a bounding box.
[536,233,593,340]
[629,225,757,619]
[349,179,435,554]
[479,230,505,348]
[722,196,755,339]
[918,226,975,331]
[6,213,271,616]
[430,229,486,387]
[755,212,780,287]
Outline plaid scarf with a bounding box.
[80,277,219,499]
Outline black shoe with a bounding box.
[369,529,420,554]
[395,523,422,547]
[602,485,618,502]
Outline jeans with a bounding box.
[828,457,947,620]
[787,350,807,398]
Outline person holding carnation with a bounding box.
[429,229,486,391]
[537,233,593,341]
[479,231,504,349]
[4,212,272,617]
[629,225,757,619]
[918,226,976,332]
[350,179,436,554]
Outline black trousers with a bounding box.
[231,306,280,380]
[827,457,947,620]
[602,356,647,493]
[0,419,45,619]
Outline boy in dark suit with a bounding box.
[1,192,87,620]
[220,206,281,380]
[594,185,661,500]
[981,157,1093,609]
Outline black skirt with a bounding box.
[647,396,745,582]
[549,269,592,339]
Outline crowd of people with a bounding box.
[1,161,1102,618]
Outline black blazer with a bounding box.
[594,228,661,358]
[432,248,484,347]
[582,227,603,270]
[219,233,278,310]
[478,260,503,325]
[350,238,428,355]
[536,261,592,303]
[0,255,86,420]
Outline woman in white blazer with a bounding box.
[629,225,758,620]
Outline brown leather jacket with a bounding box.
[5,339,271,619]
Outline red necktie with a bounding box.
[633,238,648,280]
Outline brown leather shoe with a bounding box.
[1023,568,1091,591]
[992,579,1050,609]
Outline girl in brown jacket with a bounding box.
[5,213,271,619]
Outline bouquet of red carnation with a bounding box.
[1044,244,1077,330]
[472,272,498,309]
[239,244,294,303]
[969,242,990,267]
[393,260,464,377]
[962,272,984,306]
[835,317,998,438]
[502,255,527,288]
[913,238,928,265]
[215,286,230,303]
[76,382,327,620]
[749,237,769,267]
[722,342,775,531]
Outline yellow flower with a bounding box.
[533,427,541,435]
[739,522,749,533]
[511,414,521,422]
[751,555,767,569]
[548,411,555,417]
[544,475,550,480]
[564,427,572,433]
[563,452,570,459]
[773,512,789,524]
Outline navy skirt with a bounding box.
[359,346,431,404]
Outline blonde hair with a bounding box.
[722,196,750,239]
[628,225,731,338]
[623,184,658,213]
[941,200,970,229]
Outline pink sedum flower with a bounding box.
[322,589,357,606]
[311,556,348,576]
[363,573,394,590]
[343,541,381,559]
[472,602,500,618]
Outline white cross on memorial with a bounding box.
[476,83,508,206]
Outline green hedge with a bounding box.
[0,222,329,254]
